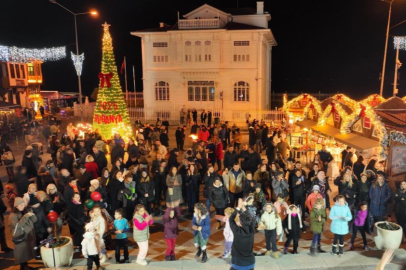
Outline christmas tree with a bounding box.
[93,22,131,140]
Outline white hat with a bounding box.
[312,185,320,192]
[90,179,99,186]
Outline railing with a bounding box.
[178,18,221,29]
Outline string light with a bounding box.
[0,45,66,63]
[111,122,133,143]
[71,52,85,76]
[93,22,132,140]
[282,93,322,122]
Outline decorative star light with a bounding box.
[71,52,85,76]
[393,36,406,50]
[0,45,66,63]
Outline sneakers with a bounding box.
[272,251,280,259]
[364,245,370,251]
[222,251,231,258]
[136,259,148,266]
[265,250,272,256]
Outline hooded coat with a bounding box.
[209,182,229,209]
[163,207,179,239]
[329,201,352,235]
[369,182,391,217]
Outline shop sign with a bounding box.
[301,100,308,106]
[363,117,371,129]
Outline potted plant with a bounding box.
[374,221,403,250]
[40,236,73,268]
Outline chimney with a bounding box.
[256,1,264,15]
[159,22,166,28]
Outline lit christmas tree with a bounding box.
[93,22,131,140]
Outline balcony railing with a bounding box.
[178,18,222,29]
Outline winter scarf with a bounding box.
[287,212,303,230]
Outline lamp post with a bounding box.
[49,0,97,121]
[393,36,406,96]
[380,0,394,97]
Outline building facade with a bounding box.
[131,2,277,113]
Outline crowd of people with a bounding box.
[0,116,405,270]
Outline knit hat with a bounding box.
[90,179,99,186]
[14,197,24,207]
[312,185,320,192]
[255,183,262,189]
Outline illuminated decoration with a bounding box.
[390,130,406,145]
[111,122,133,143]
[93,22,131,139]
[0,45,66,63]
[282,93,322,122]
[317,101,349,127]
[360,94,386,107]
[71,52,85,76]
[75,123,93,138]
[393,36,406,50]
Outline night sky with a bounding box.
[1,0,406,100]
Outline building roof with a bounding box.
[133,24,175,33]
[223,7,257,15]
[320,98,353,114]
[376,96,406,110]
[375,111,406,126]
[224,21,266,30]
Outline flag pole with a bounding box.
[133,65,136,107]
[124,56,128,104]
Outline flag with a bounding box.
[120,57,126,74]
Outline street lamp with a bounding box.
[379,0,394,97]
[49,0,97,121]
[393,36,406,96]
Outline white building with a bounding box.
[131,2,277,113]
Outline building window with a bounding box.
[234,81,250,102]
[9,64,15,78]
[20,65,25,79]
[153,42,168,63]
[185,41,192,62]
[15,64,21,78]
[204,41,211,62]
[233,40,250,62]
[27,63,34,76]
[155,81,169,100]
[187,81,215,101]
[195,41,202,62]
[37,63,41,75]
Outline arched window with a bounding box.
[195,41,202,62]
[185,41,192,62]
[234,81,249,102]
[204,41,211,61]
[155,81,169,101]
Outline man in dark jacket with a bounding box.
[92,146,108,176]
[111,142,125,164]
[223,146,238,169]
[78,164,92,197]
[244,147,261,174]
[292,169,307,219]
[22,150,37,180]
[127,138,140,158]
[85,134,96,154]
[168,149,180,169]
[318,145,333,173]
[203,165,219,211]
[61,148,75,175]
[151,153,165,175]
[175,127,185,151]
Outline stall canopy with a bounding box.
[0,101,20,109]
[296,120,379,151]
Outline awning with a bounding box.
[296,120,379,151]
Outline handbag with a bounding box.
[12,223,26,244]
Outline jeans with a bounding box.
[311,233,321,247]
[5,166,14,182]
[206,199,211,213]
[228,192,243,208]
[136,241,149,261]
[225,241,232,254]
[265,229,277,252]
[333,234,344,245]
[350,224,367,246]
[86,254,100,270]
[115,238,129,262]
[216,159,222,171]
[165,238,177,256]
[187,191,198,213]
[255,139,262,153]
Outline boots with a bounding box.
[317,245,325,253]
[196,247,202,257]
[338,245,344,256]
[165,256,170,261]
[283,247,288,254]
[331,245,337,256]
[201,250,208,263]
[310,246,316,256]
[170,255,176,261]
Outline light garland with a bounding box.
[0,45,66,63]
[393,36,406,50]
[390,130,406,145]
[111,122,134,143]
[75,123,93,138]
[71,52,85,76]
[282,93,322,122]
[360,94,386,107]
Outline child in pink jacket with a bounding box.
[306,185,324,211]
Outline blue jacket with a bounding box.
[192,213,211,240]
[369,183,391,217]
[329,201,352,235]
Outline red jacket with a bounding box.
[215,141,223,160]
[198,130,210,142]
[85,162,99,179]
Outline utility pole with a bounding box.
[380,0,394,97]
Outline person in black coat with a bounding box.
[162,119,170,131]
[185,164,201,214]
[168,149,180,169]
[108,170,126,215]
[266,136,276,165]
[283,205,303,254]
[248,126,255,147]
[61,148,75,175]
[22,150,37,180]
[15,166,32,197]
[243,172,256,197]
[245,147,261,175]
[209,177,229,229]
[393,180,406,242]
[355,173,371,206]
[111,142,125,165]
[261,124,269,152]
[292,169,307,218]
[137,170,154,213]
[207,111,212,127]
[192,109,198,125]
[152,161,168,215]
[92,147,108,176]
[63,178,82,203]
[67,193,86,250]
[223,146,238,169]
[175,127,183,151]
[87,179,108,209]
[160,130,169,148]
[127,138,140,158]
[125,154,139,169]
[229,198,256,270]
[203,165,218,211]
[353,156,365,181]
[78,165,92,197]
